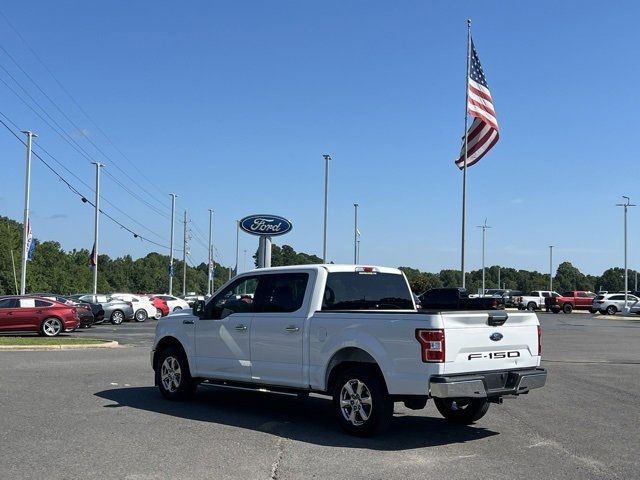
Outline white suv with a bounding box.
[591,293,640,315]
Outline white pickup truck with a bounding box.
[516,291,560,311]
[151,265,546,436]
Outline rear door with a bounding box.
[249,272,311,388]
[440,311,540,374]
[0,298,20,331]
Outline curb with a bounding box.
[0,340,120,351]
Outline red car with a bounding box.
[0,296,80,336]
[149,296,170,317]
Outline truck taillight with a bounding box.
[415,329,445,363]
[537,325,542,355]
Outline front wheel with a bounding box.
[606,305,617,315]
[526,302,537,311]
[156,347,197,400]
[110,310,125,325]
[434,398,490,424]
[154,308,162,320]
[134,309,148,322]
[332,366,393,436]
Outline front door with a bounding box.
[249,272,310,388]
[194,275,262,382]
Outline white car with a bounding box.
[151,264,546,436]
[111,293,161,321]
[592,293,640,315]
[152,295,190,313]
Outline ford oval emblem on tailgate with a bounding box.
[490,332,503,342]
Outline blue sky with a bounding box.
[0,1,637,275]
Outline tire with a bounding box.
[434,398,490,425]
[134,309,148,322]
[332,366,393,436]
[562,303,573,314]
[173,306,183,312]
[527,302,537,312]
[552,307,560,314]
[110,310,125,325]
[154,308,162,320]
[40,317,63,337]
[155,346,197,401]
[605,305,617,315]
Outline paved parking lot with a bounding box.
[1,312,638,480]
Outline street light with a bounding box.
[549,245,554,291]
[616,196,635,313]
[477,219,491,296]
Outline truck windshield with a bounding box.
[322,272,414,310]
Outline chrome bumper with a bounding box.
[429,368,547,399]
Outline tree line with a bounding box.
[0,215,635,296]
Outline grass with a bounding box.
[0,337,110,346]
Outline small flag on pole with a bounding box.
[89,243,97,268]
[26,220,35,261]
[455,38,499,169]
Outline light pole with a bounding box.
[549,245,554,291]
[182,210,188,296]
[477,219,491,296]
[616,196,635,313]
[168,194,177,294]
[235,220,240,276]
[91,162,104,294]
[497,266,501,289]
[19,130,37,295]
[353,203,359,264]
[207,209,213,295]
[322,154,331,263]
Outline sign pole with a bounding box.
[19,130,37,295]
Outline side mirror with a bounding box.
[192,299,206,318]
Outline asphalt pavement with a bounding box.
[0,312,638,480]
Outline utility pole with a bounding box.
[322,154,331,262]
[549,246,554,291]
[497,266,501,289]
[353,203,359,264]
[168,194,177,294]
[19,130,37,295]
[477,219,491,296]
[182,210,188,296]
[207,209,213,296]
[616,196,635,313]
[91,162,104,294]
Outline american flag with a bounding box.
[455,38,499,169]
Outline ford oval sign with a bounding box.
[239,215,292,237]
[490,332,503,342]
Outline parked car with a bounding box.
[545,291,596,314]
[30,293,95,328]
[151,294,190,313]
[419,287,505,310]
[591,293,640,315]
[152,265,545,436]
[69,294,134,325]
[180,294,205,308]
[148,296,170,317]
[110,293,161,321]
[0,296,80,336]
[516,291,561,311]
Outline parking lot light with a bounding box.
[616,196,635,313]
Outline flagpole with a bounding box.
[461,19,471,289]
[20,130,36,295]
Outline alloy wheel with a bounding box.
[339,379,373,426]
[160,356,182,393]
[42,318,62,336]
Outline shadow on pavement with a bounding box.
[95,386,498,450]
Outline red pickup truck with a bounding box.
[544,291,596,313]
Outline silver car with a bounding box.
[592,293,640,315]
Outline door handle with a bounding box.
[182,319,194,325]
[285,326,300,333]
[235,324,248,331]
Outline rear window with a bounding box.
[322,272,413,310]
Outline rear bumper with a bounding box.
[429,368,547,399]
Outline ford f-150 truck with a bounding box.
[516,291,560,311]
[151,265,546,436]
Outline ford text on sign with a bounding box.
[239,215,292,236]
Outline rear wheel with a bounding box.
[606,305,617,315]
[526,302,537,311]
[154,308,162,320]
[134,309,148,322]
[110,310,125,325]
[156,347,197,400]
[332,366,393,436]
[40,317,63,337]
[173,306,182,312]
[562,303,573,314]
[434,398,490,424]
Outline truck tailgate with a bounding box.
[441,311,540,374]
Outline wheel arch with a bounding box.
[153,336,188,372]
[324,346,386,394]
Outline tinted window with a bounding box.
[255,273,309,313]
[562,292,574,297]
[609,295,624,300]
[35,300,52,307]
[0,299,19,308]
[542,292,550,298]
[205,276,261,319]
[322,272,413,311]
